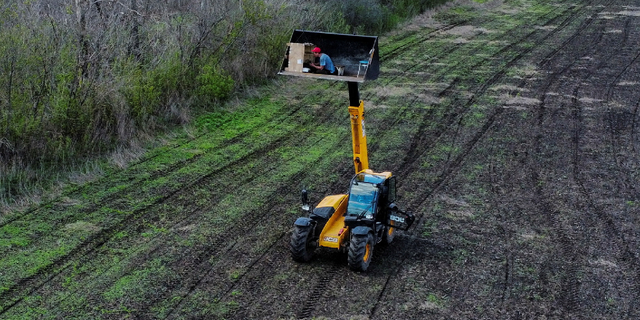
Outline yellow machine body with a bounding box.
[316,194,349,249]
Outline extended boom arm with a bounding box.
[348,82,369,174]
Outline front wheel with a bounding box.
[290,225,315,262]
[348,232,374,271]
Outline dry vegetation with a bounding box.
[0,0,446,206]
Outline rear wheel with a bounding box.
[348,232,374,271]
[290,225,315,262]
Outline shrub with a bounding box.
[341,0,389,33]
[197,64,234,101]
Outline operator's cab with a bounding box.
[344,170,405,237]
[345,171,392,220]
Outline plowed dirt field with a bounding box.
[2,0,640,319]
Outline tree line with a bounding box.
[0,0,448,203]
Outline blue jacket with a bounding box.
[320,54,335,73]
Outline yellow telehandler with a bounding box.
[280,30,414,271]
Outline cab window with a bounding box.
[347,182,378,217]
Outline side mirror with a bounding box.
[301,188,310,212]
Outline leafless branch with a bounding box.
[116,0,143,16]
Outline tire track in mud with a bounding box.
[392,1,586,181]
[0,103,305,230]
[367,2,611,318]
[539,3,602,68]
[573,20,640,315]
[481,36,575,311]
[0,92,344,315]
[157,160,351,319]
[566,13,640,316]
[394,2,584,201]
[603,18,640,200]
[380,23,467,64]
[158,231,291,320]
[31,125,342,318]
[522,53,583,316]
[0,127,294,302]
[513,1,626,315]
[296,264,342,319]
[542,7,611,314]
[0,134,294,315]
[365,3,578,170]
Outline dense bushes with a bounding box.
[197,64,234,101]
[0,0,449,204]
[338,0,450,33]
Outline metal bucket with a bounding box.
[279,30,379,82]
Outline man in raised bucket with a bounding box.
[310,47,336,75]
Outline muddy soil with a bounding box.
[2,0,640,319]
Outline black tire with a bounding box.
[290,225,315,262]
[383,220,395,244]
[348,232,374,271]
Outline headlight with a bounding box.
[365,214,373,220]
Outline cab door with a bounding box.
[387,176,396,204]
[382,177,414,231]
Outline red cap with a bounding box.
[312,47,321,53]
